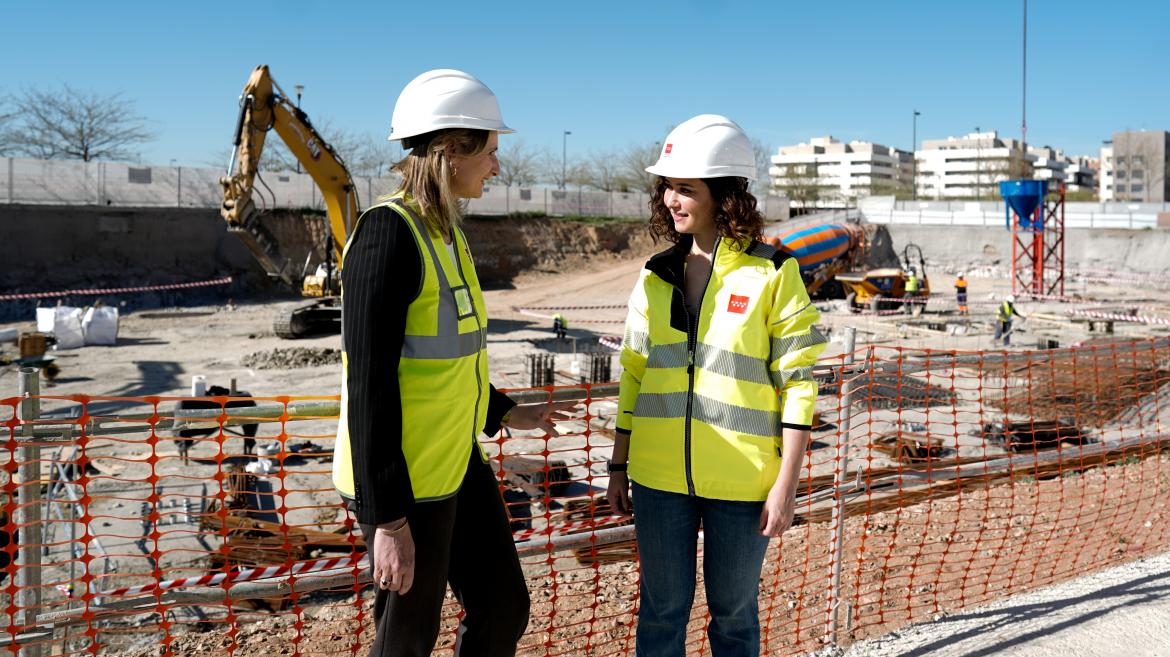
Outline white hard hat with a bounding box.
[645,114,756,181]
[1006,294,1016,303]
[957,271,966,277]
[388,69,513,143]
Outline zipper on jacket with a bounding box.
[681,239,718,497]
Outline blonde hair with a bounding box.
[386,129,491,238]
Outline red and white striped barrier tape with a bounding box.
[512,515,627,542]
[1065,309,1170,326]
[100,550,364,598]
[0,276,234,301]
[599,336,622,351]
[515,304,627,312]
[100,514,627,597]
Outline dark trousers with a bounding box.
[353,451,530,657]
[994,319,1013,346]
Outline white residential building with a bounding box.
[1028,145,1070,186]
[1099,145,1114,201]
[915,131,1030,200]
[1064,155,1098,195]
[769,136,911,210]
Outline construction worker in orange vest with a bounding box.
[955,272,969,315]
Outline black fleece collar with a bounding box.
[645,234,694,289]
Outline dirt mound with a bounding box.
[462,217,657,286]
[242,347,341,369]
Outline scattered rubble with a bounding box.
[242,347,341,369]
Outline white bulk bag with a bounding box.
[53,307,85,350]
[36,307,57,333]
[82,306,119,345]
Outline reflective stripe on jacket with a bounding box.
[617,236,827,501]
[333,195,489,502]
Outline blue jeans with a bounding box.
[994,319,1013,346]
[632,482,770,657]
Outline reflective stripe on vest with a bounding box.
[396,205,487,360]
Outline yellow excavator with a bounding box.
[220,64,360,338]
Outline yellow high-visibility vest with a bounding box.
[333,195,489,502]
[617,237,827,501]
[998,301,1015,322]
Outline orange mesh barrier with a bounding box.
[1,338,1169,655]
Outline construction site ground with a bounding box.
[3,242,1170,656]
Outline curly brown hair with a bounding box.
[647,176,765,250]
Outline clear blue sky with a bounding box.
[3,0,1167,167]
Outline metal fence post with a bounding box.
[826,327,857,645]
[16,367,44,657]
[176,166,182,207]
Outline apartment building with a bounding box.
[1098,145,1115,201]
[1064,155,1098,194]
[768,136,912,209]
[1110,130,1170,202]
[915,131,1029,200]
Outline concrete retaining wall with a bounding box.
[882,223,1170,275]
[0,204,657,320]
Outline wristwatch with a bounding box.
[606,460,628,473]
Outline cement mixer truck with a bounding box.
[764,223,867,299]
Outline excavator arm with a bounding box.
[220,65,359,293]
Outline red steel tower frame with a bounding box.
[1011,182,1065,297]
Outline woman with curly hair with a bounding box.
[606,114,827,657]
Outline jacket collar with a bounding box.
[645,234,757,288]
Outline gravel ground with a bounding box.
[823,549,1170,657]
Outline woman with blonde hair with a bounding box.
[607,115,826,657]
[333,69,575,657]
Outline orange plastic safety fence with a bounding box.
[0,338,1167,656]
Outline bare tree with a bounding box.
[0,93,16,155]
[749,138,774,197]
[539,149,581,189]
[582,150,623,191]
[259,116,398,178]
[350,139,403,179]
[497,138,543,187]
[6,85,155,161]
[566,161,594,190]
[616,141,661,193]
[772,163,822,213]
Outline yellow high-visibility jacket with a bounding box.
[617,236,826,501]
[333,195,489,509]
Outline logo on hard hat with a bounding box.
[664,143,673,155]
[727,295,749,314]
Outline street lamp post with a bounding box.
[562,130,571,189]
[294,84,305,174]
[912,110,921,200]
